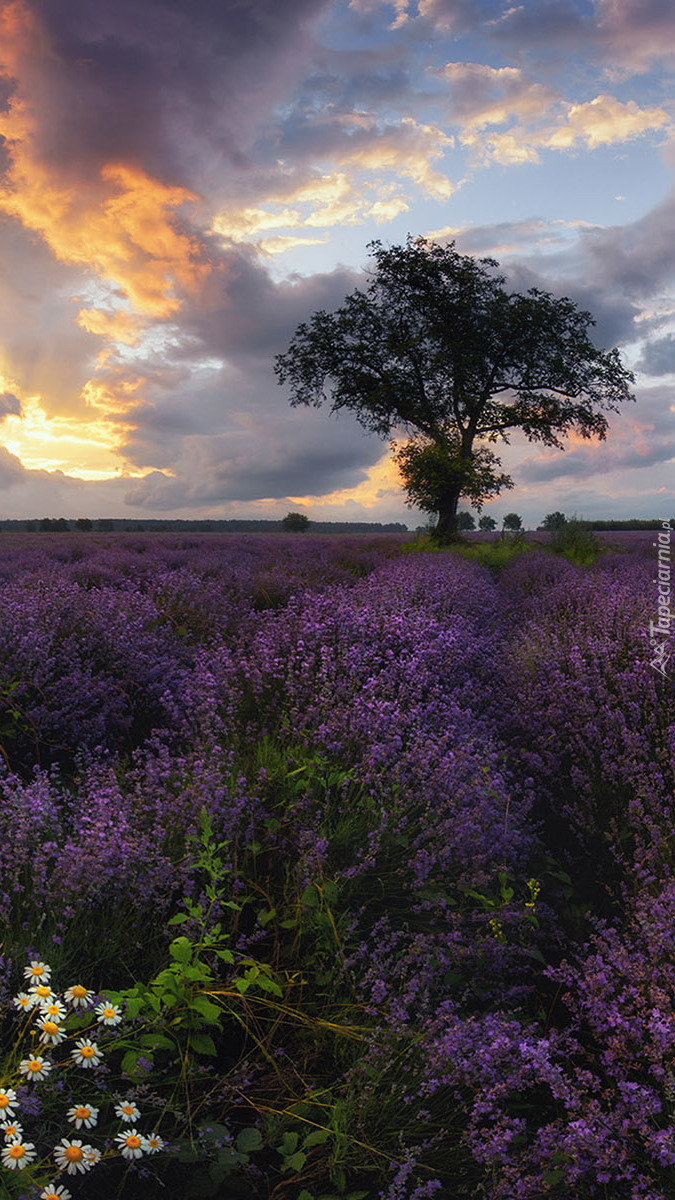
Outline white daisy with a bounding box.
[83,1145,101,1166]
[95,1000,123,1026]
[24,959,52,984]
[39,998,67,1020]
[37,1017,67,1047]
[63,984,92,1008]
[28,983,54,1005]
[67,1103,99,1130]
[71,1039,102,1068]
[1,1138,36,1170]
[53,1138,92,1175]
[0,1089,18,1117]
[19,1054,52,1081]
[115,1128,145,1159]
[145,1132,165,1153]
[115,1100,140,1122]
[41,1185,72,1200]
[12,992,36,1013]
[0,1121,23,1141]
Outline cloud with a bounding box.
[0,391,21,417]
[437,61,555,128]
[460,94,669,165]
[596,0,675,69]
[638,333,675,376]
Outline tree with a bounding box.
[281,511,311,532]
[275,237,635,541]
[479,515,497,531]
[503,512,522,532]
[457,510,476,531]
[540,511,567,530]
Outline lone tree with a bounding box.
[503,512,523,533]
[275,237,635,541]
[281,511,311,532]
[457,510,476,531]
[479,514,497,532]
[540,511,568,530]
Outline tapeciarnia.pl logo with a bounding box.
[649,521,672,679]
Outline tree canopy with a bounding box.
[275,237,635,539]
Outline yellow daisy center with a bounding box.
[70,985,87,998]
[43,1021,59,1036]
[65,1144,84,1162]
[4,1126,17,1137]
[27,1060,42,1073]
[31,966,44,977]
[75,1107,90,1120]
[0,1096,10,1110]
[45,1194,60,1200]
[122,1105,134,1114]
[8,1144,25,1160]
[80,1045,95,1059]
[46,1004,59,1015]
[126,1135,141,1149]
[34,985,50,998]
[103,1007,116,1018]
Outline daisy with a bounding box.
[115,1128,145,1159]
[63,984,92,1008]
[29,983,54,1004]
[95,1000,122,1026]
[145,1132,165,1153]
[24,959,52,984]
[0,1121,23,1141]
[19,1054,52,1081]
[1,1138,36,1170]
[53,1138,92,1175]
[41,1185,72,1200]
[71,1039,102,1068]
[37,1017,67,1047]
[12,992,36,1013]
[0,1089,18,1116]
[67,1103,98,1130]
[115,1100,140,1122]
[83,1145,101,1166]
[39,998,67,1020]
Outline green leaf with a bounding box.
[169,936,193,964]
[215,948,235,964]
[121,1049,144,1077]
[137,1033,175,1051]
[189,1032,217,1056]
[258,908,277,926]
[167,913,190,925]
[300,884,319,908]
[280,1132,298,1155]
[188,995,222,1025]
[303,1129,331,1149]
[236,1128,263,1154]
[324,880,339,906]
[234,977,249,994]
[284,1151,307,1173]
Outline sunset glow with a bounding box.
[0,0,673,521]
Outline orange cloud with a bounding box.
[288,446,405,509]
[0,3,209,318]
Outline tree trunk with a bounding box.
[433,488,463,543]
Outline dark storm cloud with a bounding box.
[0,444,27,486]
[124,411,380,509]
[519,439,675,482]
[0,391,20,416]
[577,193,675,300]
[17,0,332,184]
[638,334,675,376]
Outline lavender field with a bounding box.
[0,530,673,1199]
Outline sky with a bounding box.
[0,0,674,527]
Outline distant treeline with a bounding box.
[0,517,409,534]
[587,519,674,530]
